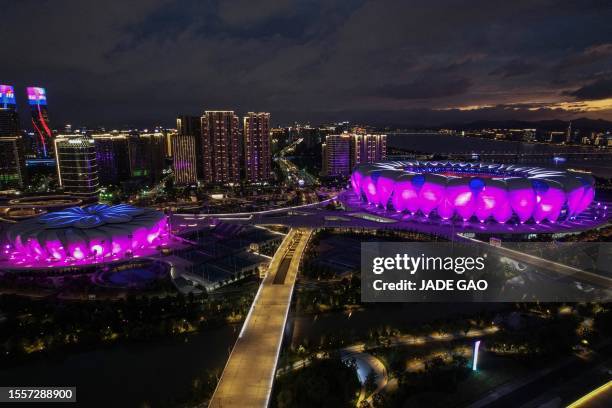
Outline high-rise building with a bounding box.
[349,133,387,169]
[200,111,240,184]
[164,129,175,157]
[27,87,53,158]
[176,115,203,178]
[0,85,24,189]
[172,134,198,185]
[322,134,351,176]
[0,85,20,137]
[127,132,165,182]
[177,115,202,137]
[243,112,271,183]
[321,142,328,175]
[54,134,99,197]
[322,133,387,177]
[92,133,131,185]
[0,136,25,189]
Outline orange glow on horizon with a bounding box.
[440,98,612,113]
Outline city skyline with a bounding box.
[2,3,612,407]
[3,1,612,127]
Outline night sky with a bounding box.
[3,0,612,127]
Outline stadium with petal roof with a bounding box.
[4,204,169,267]
[351,161,596,224]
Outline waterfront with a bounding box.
[0,324,239,407]
[388,133,612,178]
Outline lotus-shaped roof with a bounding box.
[6,204,166,260]
[38,204,146,229]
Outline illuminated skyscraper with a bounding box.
[0,85,25,189]
[321,142,328,175]
[322,133,387,177]
[349,133,387,168]
[200,111,240,184]
[54,134,99,197]
[164,129,175,158]
[92,133,131,185]
[128,132,165,182]
[0,136,25,189]
[177,115,202,137]
[243,112,271,183]
[27,87,53,158]
[0,85,20,137]
[322,134,351,176]
[177,115,203,178]
[172,134,198,185]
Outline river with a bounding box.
[0,324,240,407]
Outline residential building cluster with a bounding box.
[321,132,387,176]
[0,84,273,197]
[173,111,271,186]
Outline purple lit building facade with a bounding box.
[323,133,387,176]
[243,112,271,183]
[351,161,595,224]
[200,111,241,185]
[322,134,351,176]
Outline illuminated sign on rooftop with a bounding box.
[26,86,47,106]
[0,85,16,106]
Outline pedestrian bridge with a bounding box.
[209,228,312,408]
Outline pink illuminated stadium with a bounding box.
[4,204,169,267]
[351,161,595,223]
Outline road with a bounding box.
[208,228,313,408]
[173,190,610,238]
[461,235,612,289]
[276,137,318,187]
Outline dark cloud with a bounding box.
[489,60,538,78]
[556,43,612,71]
[373,77,472,100]
[217,0,300,27]
[564,78,612,100]
[3,0,612,127]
